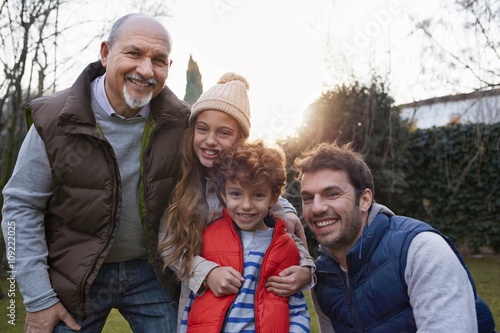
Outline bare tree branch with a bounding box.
[414,0,500,93]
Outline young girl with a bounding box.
[158,73,315,324]
[179,140,310,333]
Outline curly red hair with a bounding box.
[213,140,286,202]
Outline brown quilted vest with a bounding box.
[27,61,190,318]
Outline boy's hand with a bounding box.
[206,266,244,297]
[265,265,311,296]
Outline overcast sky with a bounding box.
[162,0,448,141]
[57,0,449,141]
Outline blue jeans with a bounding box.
[54,259,177,333]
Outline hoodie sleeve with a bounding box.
[405,232,478,333]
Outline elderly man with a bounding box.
[1,13,190,332]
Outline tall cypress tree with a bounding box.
[183,54,203,105]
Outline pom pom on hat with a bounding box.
[190,72,251,138]
[217,72,250,89]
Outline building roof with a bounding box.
[398,88,500,128]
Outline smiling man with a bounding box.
[294,142,496,333]
[1,13,190,332]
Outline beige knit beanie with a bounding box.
[190,72,251,138]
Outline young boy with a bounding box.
[179,140,310,333]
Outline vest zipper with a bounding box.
[346,267,363,332]
[80,137,121,320]
[220,224,245,331]
[254,225,281,333]
[138,112,189,309]
[141,114,188,261]
[254,245,265,333]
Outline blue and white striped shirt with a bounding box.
[179,228,310,333]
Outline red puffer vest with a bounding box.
[187,209,300,332]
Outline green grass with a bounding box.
[101,309,132,333]
[466,255,500,322]
[305,290,319,333]
[1,255,498,332]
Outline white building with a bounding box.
[398,89,500,128]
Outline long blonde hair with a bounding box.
[159,115,246,278]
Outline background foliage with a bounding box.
[183,55,203,106]
[279,80,411,255]
[279,81,499,256]
[400,123,500,252]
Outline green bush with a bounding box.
[280,80,499,253]
[400,123,500,252]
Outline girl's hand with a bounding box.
[265,265,312,296]
[206,266,244,297]
[285,212,308,246]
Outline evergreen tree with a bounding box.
[183,54,203,105]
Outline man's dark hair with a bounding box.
[293,142,375,201]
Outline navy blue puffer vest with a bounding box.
[314,213,496,333]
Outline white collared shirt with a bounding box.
[92,73,150,119]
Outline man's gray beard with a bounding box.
[123,86,152,109]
